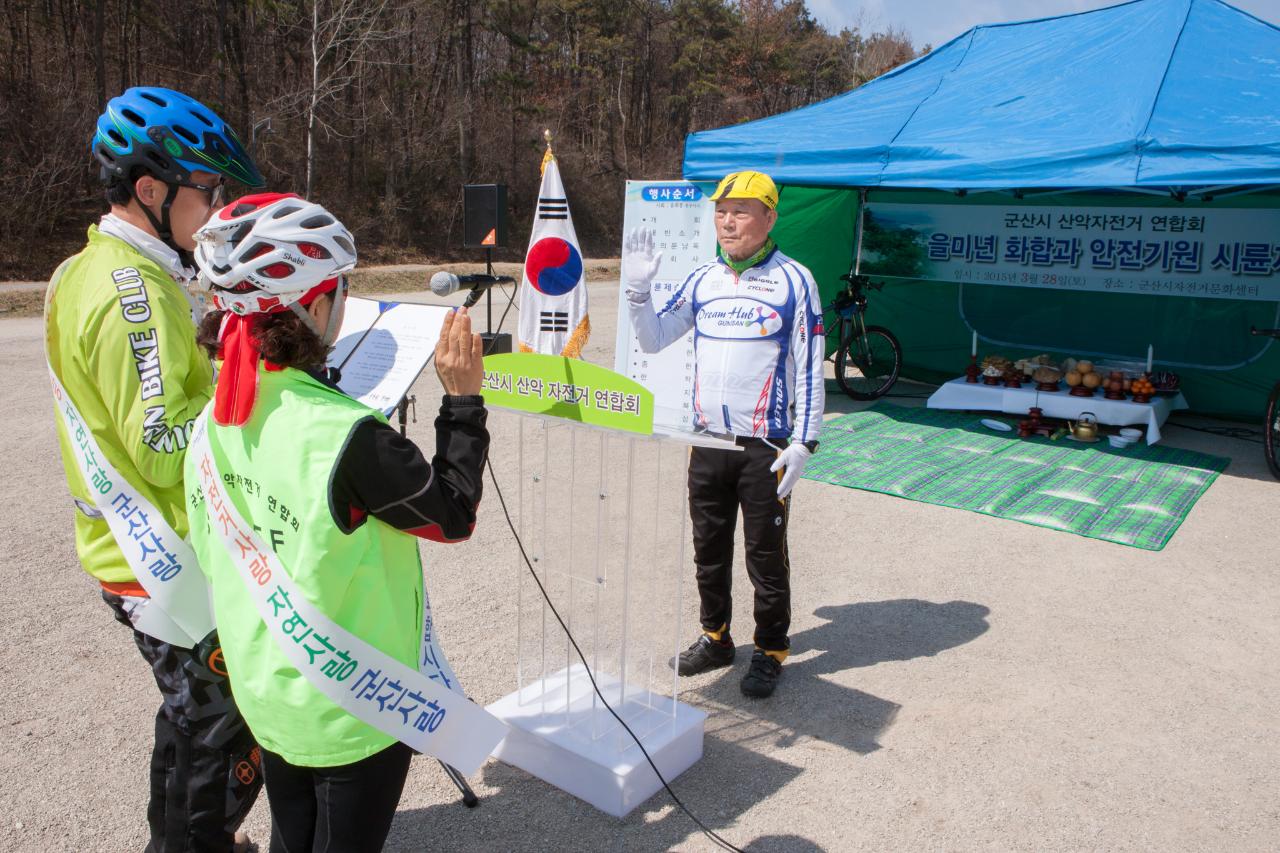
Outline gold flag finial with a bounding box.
[541,129,555,174]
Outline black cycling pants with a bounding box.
[262,742,413,853]
[688,438,791,652]
[103,591,263,853]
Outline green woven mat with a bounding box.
[804,404,1229,551]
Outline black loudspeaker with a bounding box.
[463,184,507,249]
[481,332,512,354]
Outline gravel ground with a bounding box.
[2,273,1278,852]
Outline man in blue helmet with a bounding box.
[46,86,265,852]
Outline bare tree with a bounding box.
[302,0,398,197]
[0,0,921,279]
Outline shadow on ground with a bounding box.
[384,600,987,852]
[688,599,991,756]
[387,730,804,852]
[743,837,827,852]
[820,377,937,418]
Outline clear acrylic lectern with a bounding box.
[486,412,730,816]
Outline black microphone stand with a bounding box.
[479,247,512,354]
[394,397,480,810]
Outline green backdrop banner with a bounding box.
[864,202,1280,302]
[770,184,860,329]
[774,186,1280,422]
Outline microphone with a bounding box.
[429,271,516,298]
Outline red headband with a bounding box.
[211,277,340,426]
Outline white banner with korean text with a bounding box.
[48,366,214,649]
[188,413,506,775]
[862,203,1280,301]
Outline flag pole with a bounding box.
[486,244,494,333]
[523,128,552,345]
[520,129,553,344]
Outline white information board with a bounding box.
[613,181,716,433]
[329,296,449,415]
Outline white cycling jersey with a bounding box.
[630,247,825,443]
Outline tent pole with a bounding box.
[852,188,868,275]
[1190,184,1273,201]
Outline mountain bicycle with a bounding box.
[827,272,902,400]
[1250,326,1280,479]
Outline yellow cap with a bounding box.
[710,170,779,210]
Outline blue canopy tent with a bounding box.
[682,0,1280,419]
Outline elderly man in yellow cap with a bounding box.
[624,170,825,697]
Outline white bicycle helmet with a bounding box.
[194,192,356,339]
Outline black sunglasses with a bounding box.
[174,179,225,207]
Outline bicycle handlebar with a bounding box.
[839,273,883,291]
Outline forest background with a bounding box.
[0,0,918,279]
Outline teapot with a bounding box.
[1068,411,1099,441]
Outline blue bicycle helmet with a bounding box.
[93,86,264,189]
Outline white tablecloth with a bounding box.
[926,378,1188,444]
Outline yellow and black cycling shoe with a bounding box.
[669,633,736,676]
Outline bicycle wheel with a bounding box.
[835,325,902,400]
[1264,381,1280,480]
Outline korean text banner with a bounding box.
[861,203,1280,302]
[48,366,213,648]
[482,353,654,434]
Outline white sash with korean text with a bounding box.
[189,412,507,776]
[47,366,214,649]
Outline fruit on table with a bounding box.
[982,355,1012,371]
[1076,360,1094,375]
[1065,370,1083,387]
[1032,366,1062,384]
[1131,376,1155,396]
[1016,354,1055,375]
[1082,371,1102,389]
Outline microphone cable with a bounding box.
[483,457,746,853]
[481,283,519,357]
[441,275,744,850]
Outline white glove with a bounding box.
[623,227,663,305]
[769,442,812,499]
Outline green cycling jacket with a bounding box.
[46,224,213,583]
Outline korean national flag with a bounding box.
[518,156,589,357]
